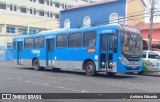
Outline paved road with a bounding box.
[0,62,160,102]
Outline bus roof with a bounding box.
[13,24,127,40]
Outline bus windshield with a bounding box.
[121,33,142,56]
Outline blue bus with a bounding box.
[12,24,143,76]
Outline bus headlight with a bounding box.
[119,57,127,64]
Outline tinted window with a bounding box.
[35,38,39,48]
[108,34,114,50]
[24,38,34,49]
[148,52,159,59]
[39,37,45,48]
[84,31,96,47]
[56,34,67,48]
[101,35,106,51]
[69,33,82,48]
[35,37,45,48]
[13,41,16,49]
[0,3,6,9]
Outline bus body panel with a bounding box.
[12,24,142,74]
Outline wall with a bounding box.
[60,0,126,28]
[126,0,145,26]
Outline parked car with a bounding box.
[139,50,160,74]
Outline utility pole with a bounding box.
[148,0,155,50]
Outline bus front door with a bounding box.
[47,39,54,67]
[17,41,23,65]
[100,33,117,72]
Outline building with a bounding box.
[0,0,93,61]
[0,0,93,47]
[60,0,146,29]
[126,0,147,26]
[137,23,160,50]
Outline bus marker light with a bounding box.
[87,49,96,53]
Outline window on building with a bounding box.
[24,38,34,49]
[39,0,44,4]
[55,2,60,8]
[56,34,68,48]
[61,3,64,9]
[6,26,15,34]
[7,43,12,49]
[47,12,49,17]
[84,31,96,47]
[64,19,70,29]
[10,4,13,11]
[29,28,37,34]
[55,14,59,19]
[30,8,32,14]
[14,5,17,11]
[33,0,36,2]
[50,13,53,18]
[22,28,27,35]
[20,7,27,13]
[83,16,91,27]
[109,13,118,24]
[50,1,52,6]
[30,0,32,1]
[34,9,36,15]
[47,0,49,5]
[39,10,44,16]
[69,33,82,48]
[0,2,6,9]
[35,37,45,48]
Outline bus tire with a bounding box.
[107,72,116,76]
[85,61,96,76]
[33,59,40,71]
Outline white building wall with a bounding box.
[0,0,92,48]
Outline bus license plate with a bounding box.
[132,66,136,69]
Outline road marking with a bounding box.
[7,77,87,93]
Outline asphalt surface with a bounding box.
[0,62,160,102]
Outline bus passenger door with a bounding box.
[107,33,117,71]
[46,39,54,67]
[17,41,23,65]
[100,33,117,72]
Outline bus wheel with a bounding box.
[107,72,116,76]
[85,61,96,76]
[33,59,40,71]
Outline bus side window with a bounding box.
[13,41,16,49]
[108,34,114,50]
[84,31,96,47]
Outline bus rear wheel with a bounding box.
[33,59,40,71]
[85,61,96,76]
